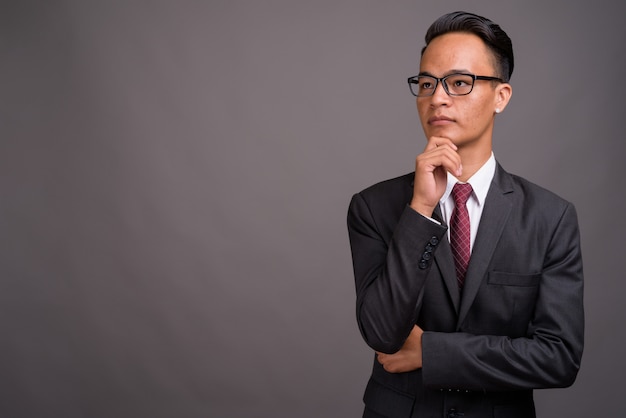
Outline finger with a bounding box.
[424,136,458,152]
[417,147,462,177]
[420,144,462,174]
[439,152,463,177]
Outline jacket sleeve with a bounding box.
[347,192,448,353]
[421,202,584,391]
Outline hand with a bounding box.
[410,137,462,217]
[376,325,424,373]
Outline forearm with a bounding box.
[422,330,582,391]
[349,194,447,353]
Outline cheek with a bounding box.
[417,101,429,124]
[416,99,425,115]
[462,99,492,129]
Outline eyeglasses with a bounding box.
[407,73,503,97]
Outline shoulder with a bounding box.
[509,172,571,206]
[354,172,414,202]
[348,173,414,229]
[496,164,577,220]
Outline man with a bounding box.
[347,11,584,418]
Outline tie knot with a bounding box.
[452,183,473,207]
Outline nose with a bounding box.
[430,80,451,105]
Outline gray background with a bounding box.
[1,1,624,417]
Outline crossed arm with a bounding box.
[376,325,424,373]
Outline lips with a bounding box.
[428,115,455,125]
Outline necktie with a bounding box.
[450,183,473,288]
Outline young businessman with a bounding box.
[347,11,584,418]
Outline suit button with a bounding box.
[422,251,431,260]
[429,236,439,246]
[418,260,428,269]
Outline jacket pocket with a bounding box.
[464,272,541,336]
[488,271,541,287]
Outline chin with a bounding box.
[425,127,456,140]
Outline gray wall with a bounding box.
[1,1,624,417]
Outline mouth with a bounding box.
[428,115,454,125]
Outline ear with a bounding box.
[494,83,512,114]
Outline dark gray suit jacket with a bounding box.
[347,163,584,418]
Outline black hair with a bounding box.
[421,11,514,82]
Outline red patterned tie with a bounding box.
[450,183,473,288]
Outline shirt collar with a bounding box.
[440,152,496,207]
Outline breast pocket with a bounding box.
[464,271,541,336]
[488,271,541,287]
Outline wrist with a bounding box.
[410,200,435,218]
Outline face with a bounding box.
[417,32,511,151]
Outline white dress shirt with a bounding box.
[439,153,496,253]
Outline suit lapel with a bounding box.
[456,164,514,328]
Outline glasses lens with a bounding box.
[411,76,437,97]
[443,74,474,95]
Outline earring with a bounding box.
[495,108,501,114]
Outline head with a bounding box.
[414,12,514,154]
[422,11,514,83]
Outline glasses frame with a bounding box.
[407,73,504,97]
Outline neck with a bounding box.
[457,146,492,182]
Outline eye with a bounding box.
[444,74,474,94]
[421,81,433,89]
[417,77,436,90]
[447,74,473,85]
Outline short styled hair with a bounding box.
[421,11,514,82]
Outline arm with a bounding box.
[348,137,461,353]
[348,194,446,353]
[376,325,424,372]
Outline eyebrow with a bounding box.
[418,69,472,77]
